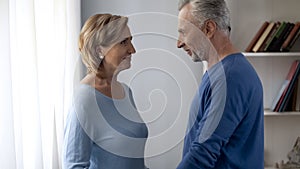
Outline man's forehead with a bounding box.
[178,6,190,20]
[179,3,194,18]
[178,4,197,27]
[178,16,198,32]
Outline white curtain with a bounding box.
[0,0,82,168]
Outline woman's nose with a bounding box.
[129,42,136,54]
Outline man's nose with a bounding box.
[177,39,184,48]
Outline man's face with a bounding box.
[177,3,210,62]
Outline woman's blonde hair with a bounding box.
[78,13,128,75]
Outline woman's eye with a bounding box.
[120,39,128,45]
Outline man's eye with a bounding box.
[179,30,185,36]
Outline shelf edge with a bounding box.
[243,52,300,57]
[264,109,300,116]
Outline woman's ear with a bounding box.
[96,46,104,60]
[96,46,102,55]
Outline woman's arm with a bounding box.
[63,107,93,169]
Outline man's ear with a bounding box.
[205,20,217,38]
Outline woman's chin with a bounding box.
[116,64,131,73]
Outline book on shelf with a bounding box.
[295,76,300,111]
[245,21,269,52]
[289,29,300,52]
[290,77,300,111]
[258,22,281,52]
[283,79,298,111]
[271,60,298,111]
[277,60,300,112]
[280,22,300,52]
[268,22,295,52]
[264,22,287,52]
[252,22,275,52]
[245,21,300,53]
[271,60,300,112]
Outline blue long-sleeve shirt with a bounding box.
[63,83,148,169]
[177,53,264,169]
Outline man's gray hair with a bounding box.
[178,0,231,32]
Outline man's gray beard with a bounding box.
[191,50,204,62]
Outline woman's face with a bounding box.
[102,26,136,75]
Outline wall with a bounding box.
[81,0,203,169]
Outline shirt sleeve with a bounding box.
[63,107,93,169]
[177,71,246,169]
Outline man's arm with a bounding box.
[177,73,246,169]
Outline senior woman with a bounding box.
[63,13,148,169]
